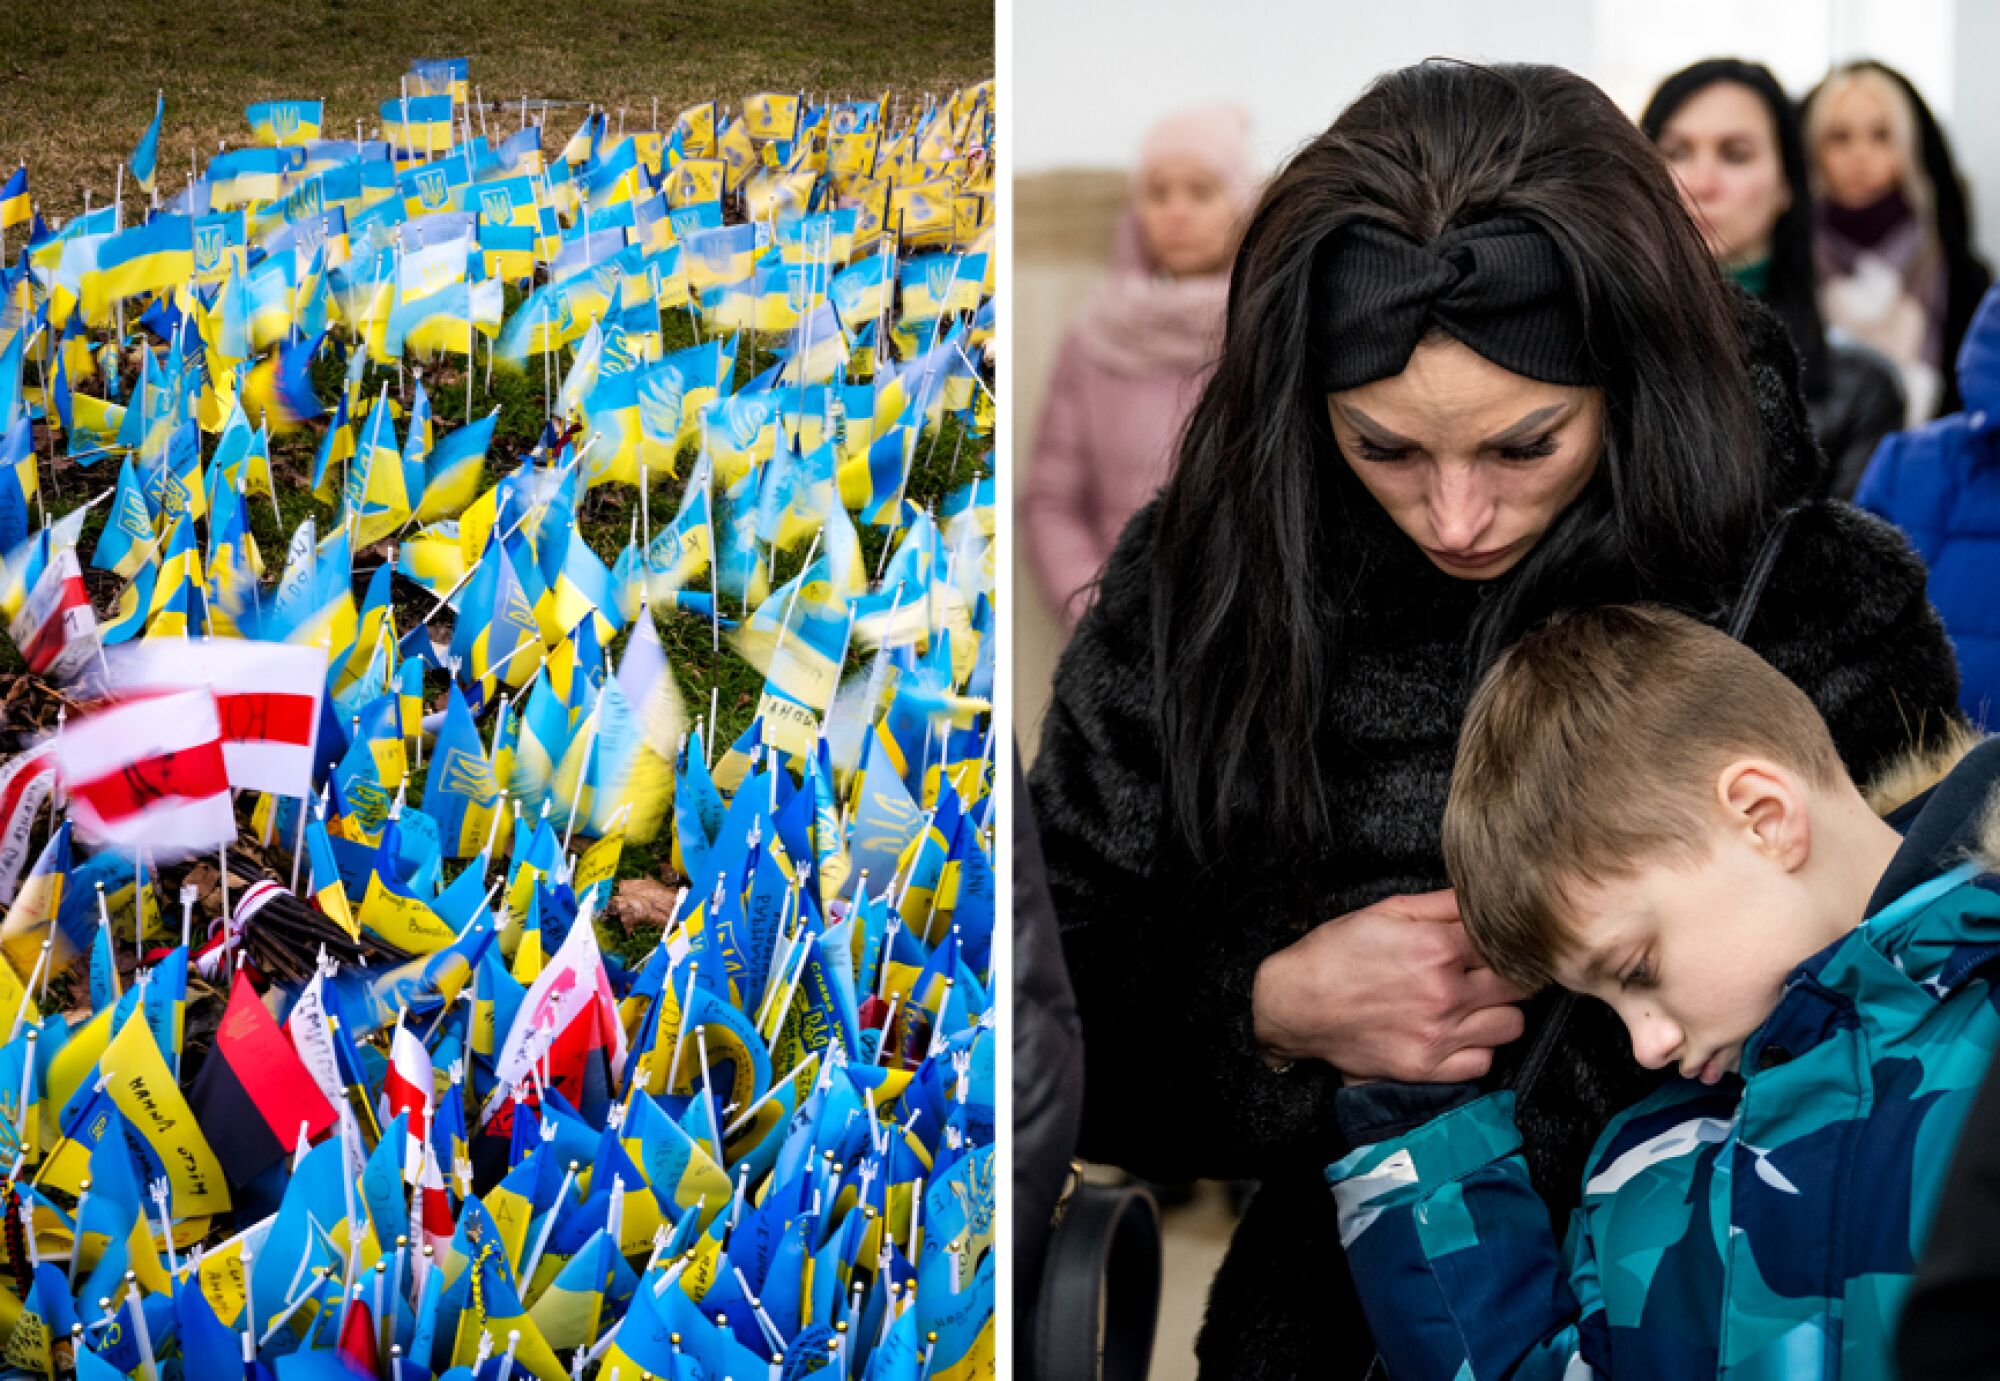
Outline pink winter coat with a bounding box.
[1022,332,1213,625]
[1022,209,1228,626]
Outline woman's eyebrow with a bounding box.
[1336,403,1416,447]
[1481,403,1568,448]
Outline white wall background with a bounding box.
[1014,0,1999,266]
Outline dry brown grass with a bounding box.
[0,0,993,220]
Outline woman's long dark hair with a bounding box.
[1641,59,1829,398]
[1802,59,1995,416]
[1152,61,1771,861]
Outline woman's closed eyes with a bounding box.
[1350,434,1560,464]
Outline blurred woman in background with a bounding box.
[1802,60,1992,421]
[1643,58,1903,498]
[1022,106,1258,628]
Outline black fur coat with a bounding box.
[1026,301,1964,1378]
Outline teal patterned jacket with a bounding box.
[1326,859,2000,1379]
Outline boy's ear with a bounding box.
[1717,759,1811,872]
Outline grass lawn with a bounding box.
[0,0,993,221]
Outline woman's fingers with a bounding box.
[1390,888,1463,924]
[1459,965,1531,1010]
[1449,1002,1527,1055]
[1431,1046,1497,1082]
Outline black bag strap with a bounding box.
[1032,1181,1162,1381]
[1505,504,1800,1110]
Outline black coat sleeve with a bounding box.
[1028,504,1348,1184]
[1743,500,1965,781]
[1011,750,1084,1309]
[1809,343,1907,502]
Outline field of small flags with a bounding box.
[0,52,995,1381]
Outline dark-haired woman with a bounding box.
[1642,59,1904,498]
[1028,61,1963,1377]
[1802,60,1993,421]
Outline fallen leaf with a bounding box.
[613,878,680,934]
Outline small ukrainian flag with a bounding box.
[129,91,164,196]
[0,166,28,232]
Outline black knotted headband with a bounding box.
[1311,216,1592,391]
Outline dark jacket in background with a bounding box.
[1900,992,2000,1379]
[1028,298,1965,1378]
[1858,286,2000,730]
[1812,339,1906,499]
[1899,1043,2000,1378]
[1012,752,1085,1319]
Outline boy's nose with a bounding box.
[1628,1013,1682,1072]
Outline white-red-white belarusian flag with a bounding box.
[106,638,326,796]
[55,689,237,854]
[381,1017,452,1246]
[9,548,98,682]
[415,1140,454,1250]
[380,1018,434,1157]
[0,744,57,905]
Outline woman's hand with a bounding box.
[1251,888,1528,1083]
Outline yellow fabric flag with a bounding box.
[197,1223,260,1326]
[1,1276,47,1375]
[358,874,458,954]
[0,960,37,1052]
[450,1246,568,1381]
[38,1006,114,1189]
[101,1012,232,1217]
[572,827,624,903]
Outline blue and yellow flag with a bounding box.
[129,91,164,195]
[145,418,208,524]
[454,538,544,700]
[381,94,454,158]
[550,528,625,644]
[0,167,26,232]
[265,526,358,660]
[89,455,157,577]
[424,684,503,859]
[414,408,497,523]
[143,508,204,635]
[246,99,323,146]
[81,214,194,325]
[682,222,757,295]
[343,394,411,546]
[207,146,303,208]
[509,666,571,816]
[305,812,361,941]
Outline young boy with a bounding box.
[1326,604,2000,1379]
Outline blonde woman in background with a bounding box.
[1803,61,1991,421]
[1022,106,1259,628]
[1641,58,1904,498]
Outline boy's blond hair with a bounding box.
[1442,604,1848,990]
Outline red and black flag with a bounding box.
[189,969,339,1187]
